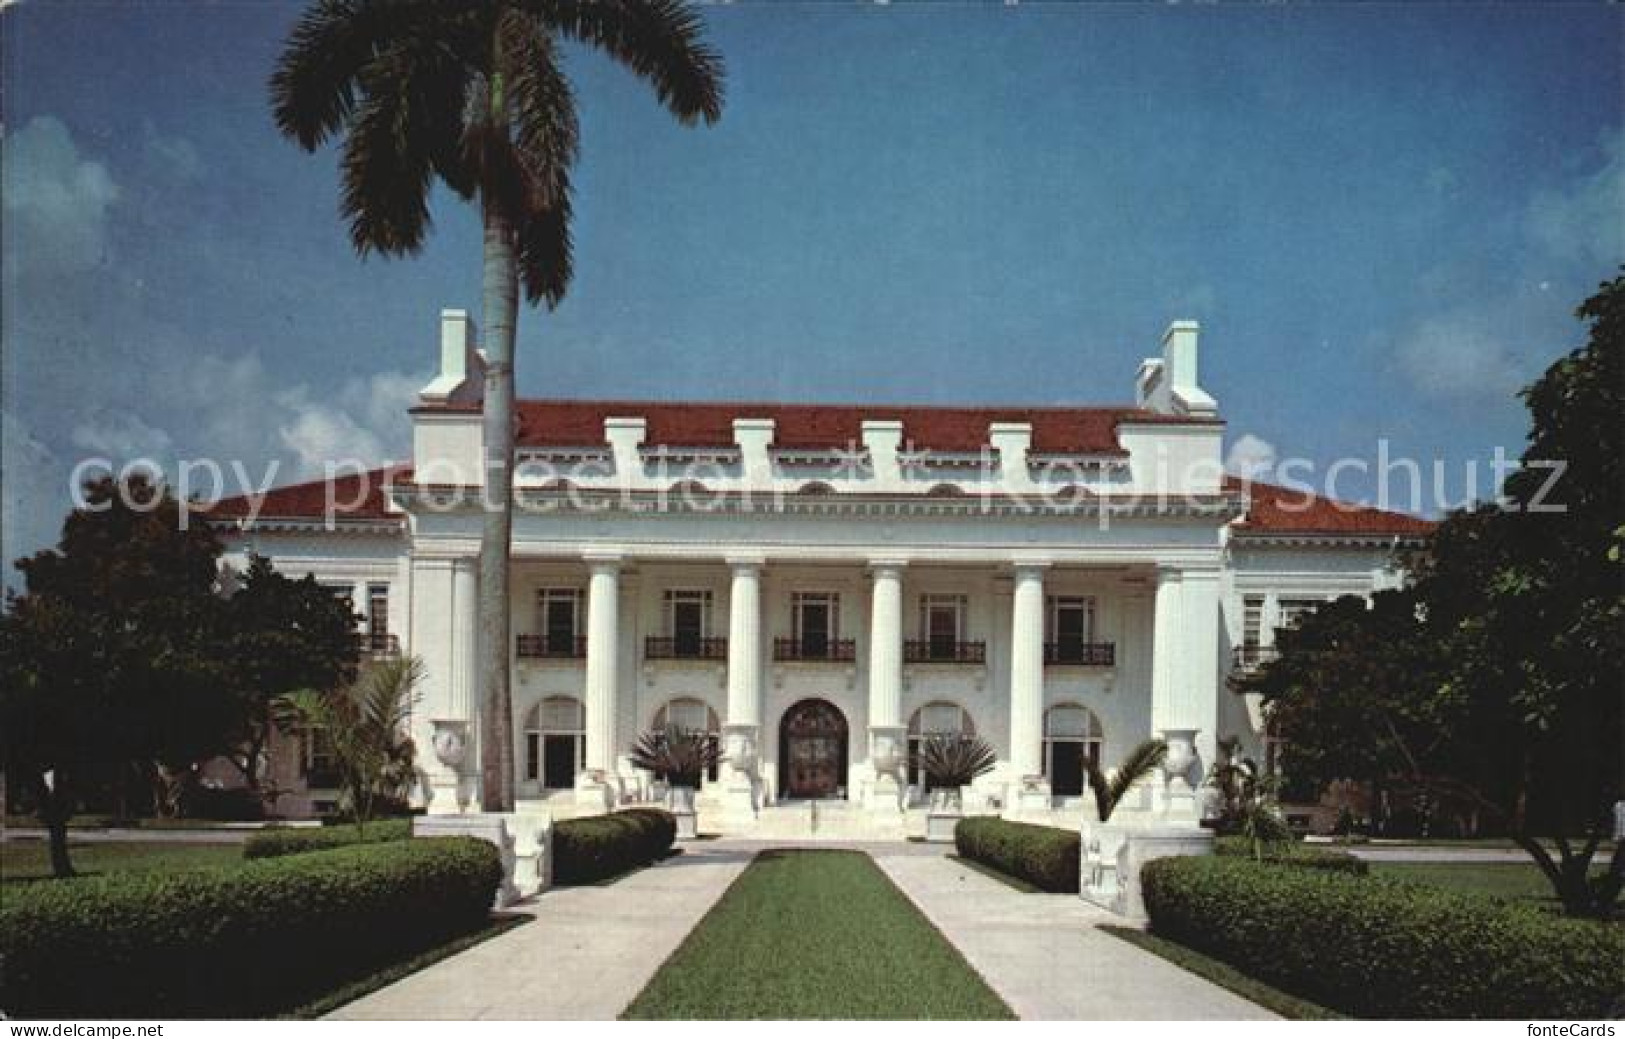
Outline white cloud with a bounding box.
[2,116,120,281]
[1395,310,1530,401]
[141,123,203,185]
[2,412,69,577]
[1225,433,1277,480]
[1524,128,1625,269]
[69,410,176,460]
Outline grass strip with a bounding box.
[623,849,1013,1019]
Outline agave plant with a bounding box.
[276,655,424,829]
[629,725,723,788]
[918,735,997,794]
[1086,738,1168,823]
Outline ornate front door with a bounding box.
[780,699,847,799]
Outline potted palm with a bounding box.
[918,735,996,842]
[630,726,723,837]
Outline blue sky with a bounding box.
[3,1,1621,576]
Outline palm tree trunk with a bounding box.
[478,197,519,813]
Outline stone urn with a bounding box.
[870,731,903,779]
[431,719,469,769]
[1161,728,1199,791]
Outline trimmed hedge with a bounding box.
[242,817,413,859]
[2,837,501,1018]
[1215,835,1369,875]
[953,816,1079,893]
[554,808,677,885]
[1142,855,1625,1019]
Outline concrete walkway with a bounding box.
[332,839,1274,1020]
[871,849,1277,1020]
[329,843,753,1020]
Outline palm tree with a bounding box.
[278,655,425,828]
[1085,738,1168,823]
[271,1,724,811]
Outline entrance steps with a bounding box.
[719,800,918,841]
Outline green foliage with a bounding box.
[1142,855,1623,1019]
[629,726,722,788]
[1243,275,1625,916]
[276,656,423,826]
[1206,737,1291,858]
[953,817,1079,893]
[623,850,1014,1020]
[1085,738,1167,823]
[1213,835,1369,875]
[916,735,996,789]
[553,808,677,885]
[0,837,501,1018]
[242,818,414,860]
[218,553,361,793]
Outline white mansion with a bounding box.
[211,312,1430,833]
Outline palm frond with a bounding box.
[535,0,725,125]
[629,725,722,786]
[1087,738,1167,823]
[515,193,574,307]
[917,735,997,788]
[270,0,404,151]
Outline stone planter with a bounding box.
[1079,820,1214,920]
[925,807,962,843]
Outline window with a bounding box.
[1277,598,1323,631]
[523,696,585,790]
[919,594,966,656]
[1241,595,1265,649]
[1046,596,1097,662]
[906,702,975,790]
[663,590,713,656]
[302,727,339,788]
[792,592,839,657]
[1043,704,1103,797]
[367,584,389,637]
[652,697,722,783]
[536,588,583,655]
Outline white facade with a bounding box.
[215,312,1425,831]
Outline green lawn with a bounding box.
[1,838,243,884]
[1369,860,1617,911]
[623,849,1014,1020]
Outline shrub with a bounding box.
[554,808,677,885]
[953,816,1079,893]
[1,837,501,1018]
[1214,835,1369,875]
[242,817,413,859]
[180,785,265,821]
[1142,855,1625,1019]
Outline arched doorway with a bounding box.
[1044,703,1103,797]
[778,698,848,800]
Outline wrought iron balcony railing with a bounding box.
[903,640,987,664]
[1232,644,1279,671]
[1044,641,1116,666]
[772,637,857,663]
[516,634,588,659]
[645,636,729,661]
[360,631,400,658]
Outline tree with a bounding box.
[271,0,724,811]
[277,655,424,828]
[0,476,232,876]
[1205,737,1291,859]
[218,554,361,804]
[1244,274,1625,916]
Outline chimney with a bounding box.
[417,308,484,405]
[733,418,776,488]
[1142,320,1216,417]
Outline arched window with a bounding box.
[523,696,584,791]
[925,482,964,497]
[652,697,722,783]
[906,701,976,790]
[798,481,836,496]
[1043,703,1103,797]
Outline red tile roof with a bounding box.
[208,465,408,522]
[1229,477,1434,537]
[508,399,1212,455]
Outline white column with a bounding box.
[413,555,474,814]
[1179,569,1221,770]
[579,554,621,809]
[866,560,906,809]
[1009,564,1048,799]
[1149,564,1220,819]
[722,557,764,816]
[449,559,478,722]
[1259,590,1281,650]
